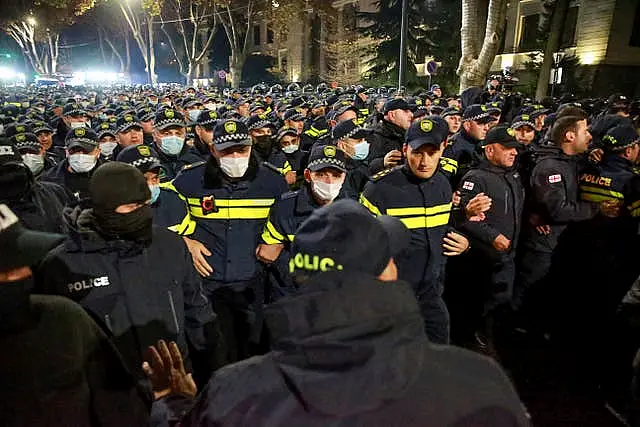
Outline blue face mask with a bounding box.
[353,141,370,160]
[188,109,201,122]
[149,184,161,204]
[159,135,184,156]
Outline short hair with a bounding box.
[551,116,585,145]
[556,106,588,120]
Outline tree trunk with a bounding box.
[457,0,508,93]
[147,18,157,86]
[230,54,244,88]
[124,34,131,74]
[535,0,570,100]
[98,28,108,67]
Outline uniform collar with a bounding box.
[295,184,322,215]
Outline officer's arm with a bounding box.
[367,133,387,175]
[360,181,385,216]
[625,175,640,220]
[257,201,288,263]
[439,144,458,181]
[532,164,598,223]
[458,176,502,246]
[160,182,196,236]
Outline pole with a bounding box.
[551,68,556,98]
[398,0,408,90]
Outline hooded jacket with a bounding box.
[35,206,221,381]
[368,119,406,175]
[151,271,529,427]
[41,157,104,201]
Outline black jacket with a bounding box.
[155,144,204,182]
[458,159,525,258]
[35,207,222,381]
[41,158,104,201]
[151,271,529,427]
[368,119,406,174]
[441,128,482,187]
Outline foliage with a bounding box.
[322,38,364,86]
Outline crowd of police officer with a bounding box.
[2,79,640,423]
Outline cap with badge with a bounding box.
[213,119,252,150]
[154,108,186,130]
[276,126,299,142]
[332,119,371,141]
[511,114,536,130]
[306,144,347,172]
[196,109,218,127]
[116,144,163,173]
[288,199,410,281]
[32,121,53,135]
[405,116,449,149]
[65,127,99,151]
[136,106,155,122]
[0,139,23,166]
[246,114,272,131]
[284,109,305,122]
[333,101,358,118]
[383,98,411,115]
[115,112,142,134]
[462,104,496,124]
[63,103,87,117]
[441,106,462,118]
[4,123,31,138]
[482,125,520,148]
[0,204,66,271]
[95,121,116,139]
[602,125,640,152]
[10,133,40,153]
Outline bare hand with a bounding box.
[465,193,492,222]
[256,243,285,263]
[285,171,297,185]
[493,234,511,251]
[183,237,213,277]
[142,340,198,400]
[383,150,403,168]
[589,148,604,164]
[452,191,461,207]
[443,231,469,256]
[536,225,551,235]
[600,200,622,218]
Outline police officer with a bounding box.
[368,99,414,174]
[440,104,496,188]
[0,138,70,233]
[193,109,218,158]
[257,145,348,296]
[11,133,55,179]
[448,125,524,356]
[275,126,306,183]
[152,108,202,182]
[442,106,462,139]
[162,119,288,362]
[247,114,295,185]
[52,103,91,148]
[332,119,372,199]
[41,127,103,201]
[360,116,470,344]
[32,120,63,162]
[113,111,144,159]
[94,121,118,160]
[36,162,223,385]
[137,105,156,145]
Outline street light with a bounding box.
[550,51,565,98]
[26,16,36,26]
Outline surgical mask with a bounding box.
[353,141,370,160]
[312,180,343,202]
[149,99,158,106]
[80,101,90,108]
[149,184,161,204]
[100,142,118,157]
[282,144,299,154]
[205,103,216,110]
[159,136,185,156]
[70,121,87,129]
[188,109,201,122]
[35,106,45,114]
[68,153,97,173]
[22,154,44,175]
[219,156,249,178]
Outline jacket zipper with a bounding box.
[168,290,180,333]
[104,314,112,332]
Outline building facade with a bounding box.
[492,0,640,97]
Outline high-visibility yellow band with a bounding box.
[189,206,271,219]
[400,212,450,229]
[631,207,640,217]
[266,220,286,242]
[579,185,624,199]
[629,199,640,210]
[186,198,275,207]
[580,193,617,203]
[168,213,197,236]
[360,195,383,216]
[279,161,293,175]
[261,229,283,244]
[387,203,452,217]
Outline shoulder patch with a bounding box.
[372,168,394,181]
[548,174,562,184]
[462,181,474,190]
[181,161,207,171]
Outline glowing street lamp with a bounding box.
[26,16,36,26]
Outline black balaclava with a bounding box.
[0,164,32,202]
[90,162,152,242]
[252,134,274,160]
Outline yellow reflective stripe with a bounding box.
[387,203,452,217]
[440,157,458,174]
[190,206,271,219]
[581,193,616,203]
[311,126,328,135]
[629,199,640,210]
[631,207,640,217]
[400,212,451,229]
[287,234,295,241]
[360,194,383,216]
[355,117,366,126]
[159,181,195,235]
[279,161,292,175]
[185,198,275,207]
[580,185,624,200]
[261,229,283,244]
[265,219,287,242]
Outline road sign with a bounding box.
[426,61,438,75]
[218,70,227,79]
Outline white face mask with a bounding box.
[22,154,44,175]
[205,103,216,110]
[219,156,250,178]
[188,109,201,122]
[312,179,343,202]
[282,144,299,154]
[100,142,118,157]
[68,153,97,173]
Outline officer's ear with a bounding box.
[303,168,312,183]
[402,143,408,158]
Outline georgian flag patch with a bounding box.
[548,174,562,183]
[462,181,475,190]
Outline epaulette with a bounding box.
[371,167,394,181]
[181,161,207,171]
[281,190,299,200]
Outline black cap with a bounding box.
[333,101,358,117]
[289,199,410,279]
[306,144,347,172]
[115,112,142,134]
[283,109,305,122]
[65,127,99,151]
[32,121,53,134]
[90,162,151,212]
[62,103,87,117]
[602,125,639,151]
[275,126,299,142]
[383,98,411,115]
[511,114,536,130]
[246,114,272,131]
[0,204,66,271]
[4,123,31,138]
[136,106,155,122]
[154,108,186,130]
[95,121,116,139]
[213,119,252,150]
[441,106,462,118]
[608,93,630,106]
[405,116,448,149]
[10,133,40,153]
[462,104,495,124]
[485,101,503,114]
[482,125,520,148]
[332,119,371,141]
[0,140,23,166]
[116,144,163,173]
[528,105,550,119]
[196,109,218,127]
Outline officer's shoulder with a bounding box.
[280,190,300,201]
[181,160,207,171]
[371,166,402,182]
